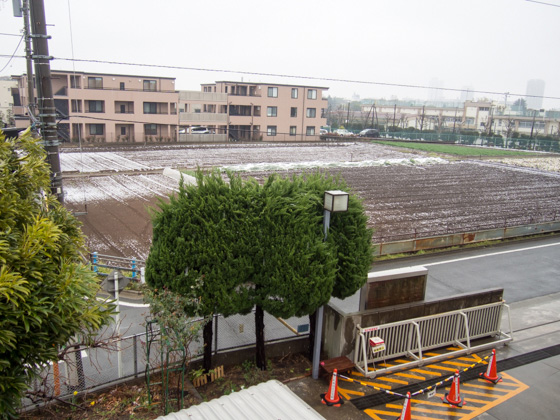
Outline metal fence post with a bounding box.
[92,251,98,273]
[213,314,219,356]
[133,335,138,377]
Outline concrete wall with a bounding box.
[323,288,504,360]
[373,221,560,256]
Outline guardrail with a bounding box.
[353,301,512,378]
[90,252,145,282]
[373,220,560,256]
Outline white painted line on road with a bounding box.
[423,241,560,267]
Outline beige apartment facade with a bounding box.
[11,71,329,143]
[12,71,179,143]
[184,81,329,141]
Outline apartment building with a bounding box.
[12,71,178,142]
[181,81,329,141]
[11,71,330,143]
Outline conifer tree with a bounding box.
[146,169,373,371]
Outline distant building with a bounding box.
[525,79,545,110]
[360,100,559,137]
[0,77,17,126]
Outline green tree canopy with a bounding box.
[146,169,373,369]
[0,130,115,417]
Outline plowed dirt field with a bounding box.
[61,142,560,259]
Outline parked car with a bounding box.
[190,126,210,134]
[334,129,353,137]
[359,128,380,138]
[319,128,329,135]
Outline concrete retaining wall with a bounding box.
[374,221,560,256]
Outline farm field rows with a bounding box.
[61,142,560,258]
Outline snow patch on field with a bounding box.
[221,157,448,172]
[64,174,180,204]
[61,152,151,173]
[489,157,560,173]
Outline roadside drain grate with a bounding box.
[351,344,560,411]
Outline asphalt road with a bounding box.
[371,235,560,303]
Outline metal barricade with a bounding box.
[354,301,512,378]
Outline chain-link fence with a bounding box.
[22,309,310,410]
[383,131,560,152]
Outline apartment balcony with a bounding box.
[179,112,228,124]
[179,91,228,102]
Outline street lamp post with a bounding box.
[312,190,349,380]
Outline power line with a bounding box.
[0,32,23,37]
[0,36,23,73]
[1,53,559,102]
[54,56,558,101]
[525,0,560,7]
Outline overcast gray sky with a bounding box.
[2,0,559,107]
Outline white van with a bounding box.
[190,126,210,134]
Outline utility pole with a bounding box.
[530,109,537,140]
[22,0,35,116]
[393,104,396,130]
[29,0,63,203]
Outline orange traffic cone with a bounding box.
[442,370,465,407]
[480,349,502,384]
[321,368,344,407]
[396,392,412,420]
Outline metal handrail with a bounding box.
[354,301,512,378]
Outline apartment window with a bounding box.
[306,126,315,135]
[290,126,297,136]
[144,124,158,135]
[254,106,261,117]
[143,102,158,114]
[143,80,157,92]
[268,87,278,98]
[306,108,316,118]
[120,104,126,113]
[290,107,297,117]
[88,100,104,113]
[87,77,103,89]
[70,75,81,88]
[120,126,126,136]
[71,99,82,113]
[267,106,278,117]
[89,124,104,135]
[307,89,317,99]
[267,126,277,136]
[120,82,125,91]
[291,88,298,99]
